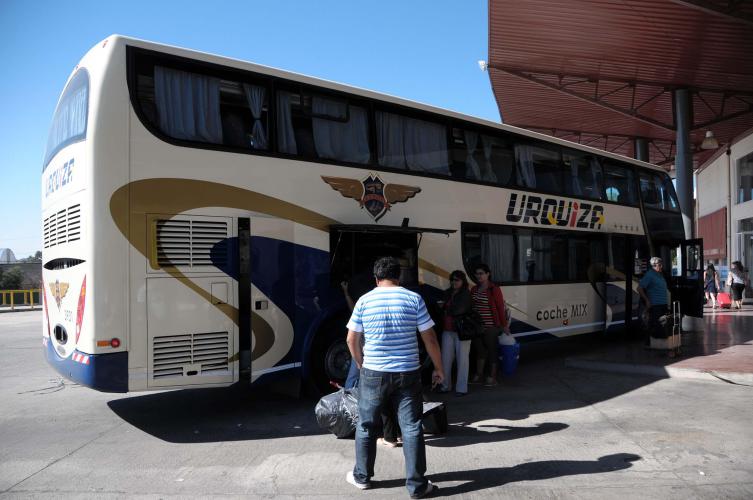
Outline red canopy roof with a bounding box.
[488,0,753,168]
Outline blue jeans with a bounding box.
[353,367,428,496]
[344,358,360,389]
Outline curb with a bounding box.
[0,308,39,314]
[565,358,753,386]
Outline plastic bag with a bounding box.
[314,387,360,438]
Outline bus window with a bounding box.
[603,163,638,205]
[462,226,517,283]
[640,171,679,211]
[517,230,568,282]
[514,144,563,193]
[276,90,370,163]
[562,151,604,201]
[44,69,89,169]
[450,128,514,184]
[221,82,269,151]
[153,66,223,144]
[376,111,450,175]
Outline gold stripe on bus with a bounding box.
[110,178,449,360]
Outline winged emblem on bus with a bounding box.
[322,175,421,221]
[49,280,70,310]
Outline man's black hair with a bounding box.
[373,256,401,281]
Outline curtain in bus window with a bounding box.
[514,145,536,188]
[312,96,370,164]
[481,135,502,183]
[153,66,222,143]
[481,231,516,282]
[276,91,297,154]
[404,116,449,174]
[242,84,268,150]
[376,111,406,169]
[377,111,449,174]
[463,131,483,180]
[566,155,603,200]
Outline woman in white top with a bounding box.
[726,262,746,310]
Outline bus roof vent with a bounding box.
[155,217,228,269]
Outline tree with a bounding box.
[0,267,24,290]
[19,251,42,263]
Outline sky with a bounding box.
[0,0,497,259]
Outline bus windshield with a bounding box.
[43,69,89,170]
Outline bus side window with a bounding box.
[451,128,513,184]
[562,151,604,201]
[604,163,637,205]
[514,144,563,193]
[376,110,450,175]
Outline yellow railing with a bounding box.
[0,289,41,310]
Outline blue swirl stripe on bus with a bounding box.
[210,235,339,368]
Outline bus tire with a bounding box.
[309,315,351,395]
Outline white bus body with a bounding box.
[42,36,697,393]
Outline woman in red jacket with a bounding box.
[470,263,510,387]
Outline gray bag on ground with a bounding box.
[315,388,360,438]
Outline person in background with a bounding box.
[469,263,510,387]
[345,257,444,498]
[727,261,746,310]
[439,270,473,397]
[637,256,669,345]
[704,263,720,309]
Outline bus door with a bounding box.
[655,238,704,319]
[606,235,648,334]
[675,239,704,318]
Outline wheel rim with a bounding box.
[324,339,351,382]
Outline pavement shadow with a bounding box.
[373,453,641,495]
[426,422,569,448]
[107,383,326,443]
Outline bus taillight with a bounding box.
[75,276,86,344]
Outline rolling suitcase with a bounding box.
[717,292,732,309]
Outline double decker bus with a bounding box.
[41,36,702,393]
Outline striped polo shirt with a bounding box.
[346,286,434,372]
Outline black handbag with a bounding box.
[454,312,484,341]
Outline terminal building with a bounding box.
[485,0,753,295]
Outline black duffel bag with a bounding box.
[315,387,360,438]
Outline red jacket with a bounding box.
[470,282,507,328]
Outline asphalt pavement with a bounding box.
[1,311,752,499]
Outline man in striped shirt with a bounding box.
[345,256,444,499]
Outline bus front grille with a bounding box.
[152,331,229,379]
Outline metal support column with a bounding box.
[674,89,694,239]
[634,137,649,162]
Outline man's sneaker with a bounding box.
[346,470,371,490]
[410,481,438,499]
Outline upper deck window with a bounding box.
[450,128,514,184]
[44,69,89,170]
[376,111,449,175]
[603,163,638,205]
[515,144,562,193]
[562,151,604,201]
[640,171,679,211]
[276,90,370,163]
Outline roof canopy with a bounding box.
[488,0,753,169]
